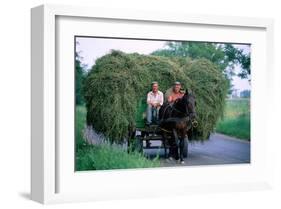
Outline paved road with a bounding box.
[143,133,250,167]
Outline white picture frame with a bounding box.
[31,4,274,204]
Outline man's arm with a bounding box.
[147,92,152,105]
[167,95,173,103]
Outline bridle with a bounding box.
[166,94,198,128]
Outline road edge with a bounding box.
[212,132,250,144]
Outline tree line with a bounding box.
[75,42,251,105]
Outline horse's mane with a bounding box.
[159,93,189,121]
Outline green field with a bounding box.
[75,106,160,171]
[215,99,250,140]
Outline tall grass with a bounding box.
[216,99,250,140]
[76,143,160,171]
[75,106,161,171]
[75,106,88,152]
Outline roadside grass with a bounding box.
[75,105,161,171]
[216,99,250,140]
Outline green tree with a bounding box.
[151,42,250,80]
[75,52,85,105]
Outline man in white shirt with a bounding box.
[146,81,164,125]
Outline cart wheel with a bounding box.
[131,136,143,153]
[183,137,188,158]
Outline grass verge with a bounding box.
[216,99,250,140]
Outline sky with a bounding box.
[76,37,251,93]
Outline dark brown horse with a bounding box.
[159,90,197,163]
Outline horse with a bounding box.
[158,90,197,164]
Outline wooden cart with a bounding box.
[128,98,188,158]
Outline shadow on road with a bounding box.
[143,133,250,167]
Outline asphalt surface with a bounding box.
[143,133,250,166]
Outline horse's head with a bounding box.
[183,89,197,121]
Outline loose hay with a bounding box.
[83,50,228,142]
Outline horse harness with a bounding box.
[159,101,198,131]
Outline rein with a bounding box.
[160,96,198,128]
[159,116,190,133]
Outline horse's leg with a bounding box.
[167,135,173,159]
[163,142,167,158]
[167,133,176,160]
[162,133,168,158]
[179,136,184,164]
[164,136,168,159]
[172,129,179,160]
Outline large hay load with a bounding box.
[83,50,228,142]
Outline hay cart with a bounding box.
[128,98,188,158]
